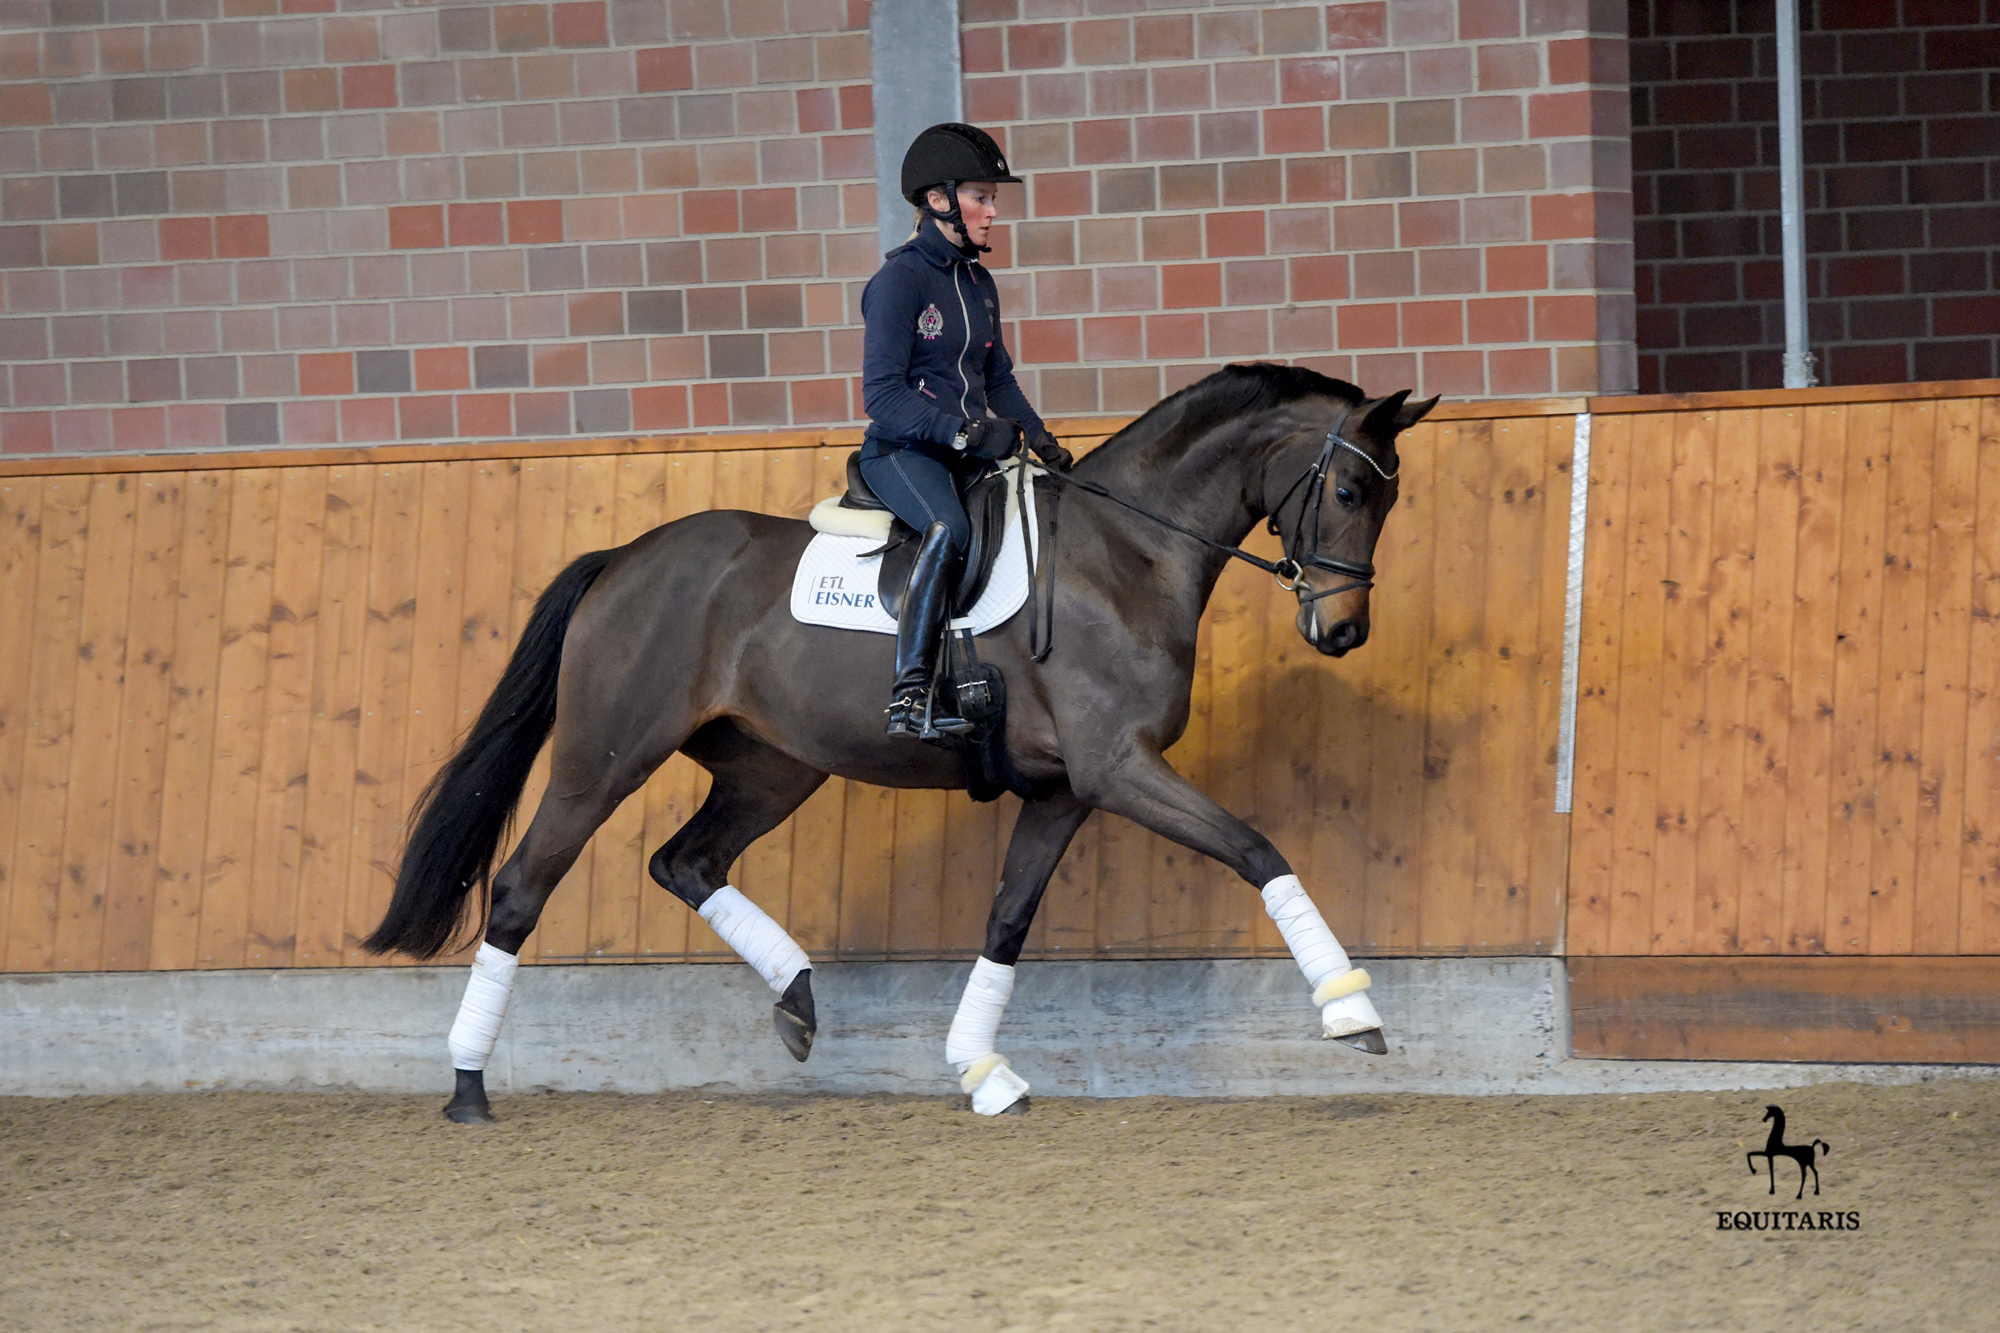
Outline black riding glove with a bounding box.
[1029,432,1073,471]
[956,417,1022,461]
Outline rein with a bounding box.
[1033,405,1396,606]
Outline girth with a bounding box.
[842,451,1010,619]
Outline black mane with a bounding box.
[1080,362,1365,469]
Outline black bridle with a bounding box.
[1259,406,1400,605]
[1033,404,1398,606]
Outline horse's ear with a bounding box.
[1361,389,1412,438]
[1397,394,1441,429]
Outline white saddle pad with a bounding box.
[790,460,1040,636]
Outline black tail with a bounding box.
[362,548,617,959]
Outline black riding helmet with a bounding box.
[901,123,1021,254]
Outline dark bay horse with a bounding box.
[365,363,1437,1121]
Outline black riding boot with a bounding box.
[886,521,971,740]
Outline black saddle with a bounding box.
[840,451,1048,806]
[842,451,1010,619]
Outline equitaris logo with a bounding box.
[1749,1104,1829,1198]
[1716,1104,1860,1233]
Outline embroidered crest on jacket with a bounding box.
[916,303,945,340]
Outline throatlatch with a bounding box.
[946,957,1030,1115]
[1260,875,1382,1041]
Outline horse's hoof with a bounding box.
[963,1093,1032,1116]
[774,971,817,1063]
[1333,1027,1388,1055]
[443,1068,496,1123]
[774,1005,815,1062]
[965,1057,1032,1115]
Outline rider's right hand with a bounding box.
[1030,432,1074,471]
[961,417,1023,460]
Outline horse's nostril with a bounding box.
[1330,620,1365,650]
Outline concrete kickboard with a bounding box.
[2,959,1994,1099]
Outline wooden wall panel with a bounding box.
[11,478,94,972]
[245,467,327,968]
[1963,402,2000,952]
[152,471,230,971]
[295,466,374,969]
[1568,394,2000,956]
[103,474,184,971]
[56,475,140,973]
[1570,956,2000,1063]
[0,411,1575,973]
[344,464,422,966]
[0,478,45,972]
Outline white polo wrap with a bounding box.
[446,942,519,1072]
[1261,874,1383,1038]
[697,885,810,994]
[1260,874,1352,988]
[944,956,1015,1070]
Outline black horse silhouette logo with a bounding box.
[1746,1105,1830,1199]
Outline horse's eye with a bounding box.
[1335,486,1357,507]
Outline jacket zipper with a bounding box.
[952,264,973,421]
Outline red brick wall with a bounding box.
[0,0,1641,458]
[1631,0,2000,393]
[0,0,876,454]
[964,0,1636,412]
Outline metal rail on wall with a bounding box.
[1776,0,1817,389]
[1554,412,1592,816]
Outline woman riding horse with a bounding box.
[860,123,1073,738]
[367,361,1435,1123]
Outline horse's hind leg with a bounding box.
[443,712,693,1124]
[436,784,646,1124]
[649,720,828,1061]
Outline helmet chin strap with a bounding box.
[921,179,988,255]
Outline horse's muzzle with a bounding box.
[1297,599,1369,657]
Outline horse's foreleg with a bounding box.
[982,787,1091,965]
[1076,747,1384,1052]
[650,723,828,1062]
[946,789,1091,1116]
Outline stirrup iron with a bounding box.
[920,687,975,740]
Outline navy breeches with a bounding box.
[856,448,973,557]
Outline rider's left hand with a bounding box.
[1030,432,1073,471]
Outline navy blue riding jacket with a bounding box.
[859,223,1045,465]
